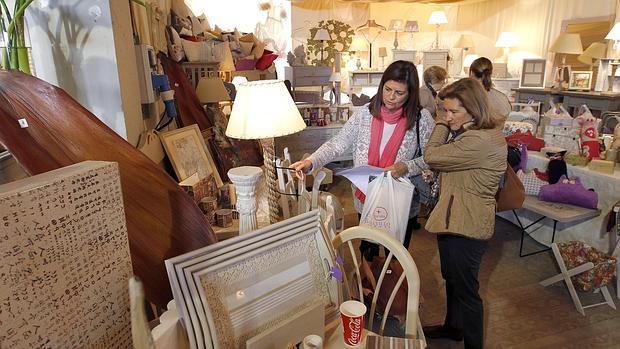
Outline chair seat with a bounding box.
[558,241,617,292]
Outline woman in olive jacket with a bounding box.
[422,78,506,349]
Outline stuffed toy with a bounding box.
[535,150,567,184]
[575,106,600,160]
[612,123,620,151]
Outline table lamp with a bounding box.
[349,36,368,70]
[605,22,620,92]
[404,20,419,48]
[226,80,306,223]
[549,33,583,91]
[454,34,475,75]
[388,19,404,49]
[463,53,479,75]
[428,11,448,50]
[378,47,388,70]
[356,20,386,69]
[313,28,331,65]
[495,32,518,64]
[577,42,606,92]
[196,76,232,109]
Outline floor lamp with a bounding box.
[226,80,307,224]
[356,20,386,69]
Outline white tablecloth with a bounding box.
[498,152,620,253]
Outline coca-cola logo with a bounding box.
[346,317,362,344]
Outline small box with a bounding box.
[565,154,589,166]
[588,159,615,174]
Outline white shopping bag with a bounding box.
[359,172,415,243]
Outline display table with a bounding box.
[513,88,620,116]
[498,152,620,252]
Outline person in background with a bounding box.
[422,78,506,349]
[469,57,511,125]
[291,60,435,257]
[420,65,448,119]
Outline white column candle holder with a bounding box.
[227,166,263,234]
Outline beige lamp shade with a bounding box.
[313,28,331,41]
[549,33,583,54]
[582,42,607,59]
[349,37,368,52]
[428,11,448,25]
[388,19,404,32]
[454,34,475,49]
[196,77,231,103]
[495,32,518,48]
[226,80,306,139]
[404,20,419,33]
[577,54,593,65]
[378,47,388,57]
[605,22,620,40]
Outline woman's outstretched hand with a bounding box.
[384,161,408,178]
[290,159,312,179]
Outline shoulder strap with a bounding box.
[415,112,422,157]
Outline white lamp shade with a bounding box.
[605,22,620,40]
[428,11,448,25]
[231,76,248,88]
[404,20,419,33]
[226,80,306,139]
[388,19,404,32]
[454,34,475,49]
[495,32,518,48]
[549,33,583,55]
[349,37,368,52]
[313,28,331,41]
[196,77,231,103]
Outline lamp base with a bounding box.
[260,138,280,224]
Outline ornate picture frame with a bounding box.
[160,124,223,187]
[520,58,547,89]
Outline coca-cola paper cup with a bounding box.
[339,300,366,347]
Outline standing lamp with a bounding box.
[349,36,368,70]
[356,20,386,69]
[404,20,419,49]
[388,19,404,49]
[226,80,306,224]
[378,47,388,70]
[454,34,475,75]
[605,22,620,92]
[428,11,448,50]
[313,28,331,65]
[549,33,583,91]
[329,72,341,105]
[495,32,518,64]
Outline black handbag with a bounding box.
[409,116,439,210]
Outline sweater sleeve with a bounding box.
[306,108,361,170]
[404,108,434,176]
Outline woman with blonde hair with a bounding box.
[469,57,511,125]
[420,65,448,118]
[422,78,506,349]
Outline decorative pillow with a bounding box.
[538,175,598,209]
[251,41,266,60]
[505,130,545,151]
[239,33,256,43]
[503,120,534,136]
[170,10,192,34]
[190,15,206,36]
[181,39,228,63]
[239,41,254,56]
[235,58,256,71]
[256,50,278,70]
[218,41,236,71]
[197,14,211,32]
[517,169,547,196]
[165,26,185,62]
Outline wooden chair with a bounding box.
[540,242,617,315]
[332,226,425,344]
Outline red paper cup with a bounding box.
[339,300,366,347]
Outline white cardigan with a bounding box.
[308,105,435,214]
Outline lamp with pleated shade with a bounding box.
[404,20,419,48]
[388,19,404,49]
[549,33,583,90]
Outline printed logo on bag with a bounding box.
[372,207,388,221]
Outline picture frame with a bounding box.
[568,70,593,91]
[519,58,547,89]
[336,106,350,122]
[160,124,223,187]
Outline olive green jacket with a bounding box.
[423,124,507,240]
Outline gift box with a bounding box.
[565,154,589,166]
[179,173,218,204]
[588,159,615,174]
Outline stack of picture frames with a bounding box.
[165,211,341,349]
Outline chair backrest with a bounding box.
[332,226,421,338]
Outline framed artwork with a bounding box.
[337,106,350,122]
[160,124,223,187]
[520,59,547,89]
[568,70,593,91]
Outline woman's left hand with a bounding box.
[384,162,408,178]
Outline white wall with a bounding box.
[23,0,142,145]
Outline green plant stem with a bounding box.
[0,0,12,24]
[6,0,34,37]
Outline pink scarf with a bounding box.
[355,106,408,203]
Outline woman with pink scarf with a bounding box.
[291,60,434,259]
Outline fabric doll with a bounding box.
[576,107,600,160]
[547,151,568,184]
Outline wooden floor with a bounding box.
[328,176,620,349]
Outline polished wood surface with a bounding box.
[0,70,216,307]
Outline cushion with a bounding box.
[182,39,228,63]
[235,59,256,71]
[251,41,266,59]
[239,40,254,56]
[538,175,598,209]
[255,50,278,70]
[218,41,236,71]
[558,241,617,292]
[239,33,256,43]
[516,170,547,196]
[503,120,534,136]
[165,26,185,62]
[170,9,192,34]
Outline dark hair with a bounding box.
[469,57,493,91]
[369,60,421,130]
[438,78,498,130]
